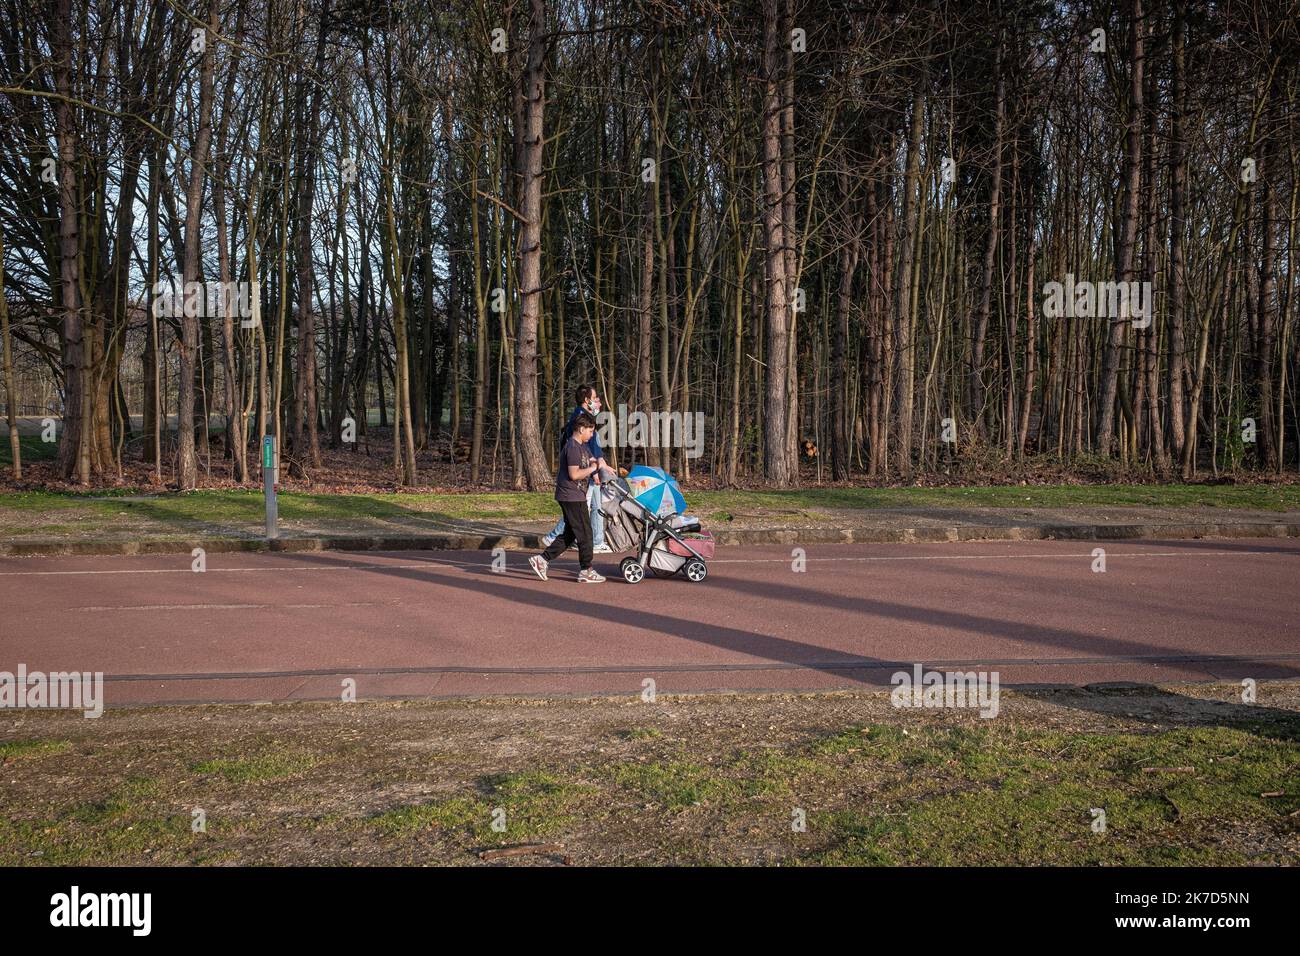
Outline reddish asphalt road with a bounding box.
[0,538,1296,706]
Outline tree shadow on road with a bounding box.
[271,548,904,685]
[693,560,1300,681]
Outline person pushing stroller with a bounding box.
[530,411,607,584]
[540,385,615,554]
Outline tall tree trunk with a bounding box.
[382,163,417,485]
[1017,240,1037,455]
[513,0,552,489]
[761,0,791,485]
[0,234,18,479]
[970,49,1004,441]
[144,138,162,478]
[895,91,925,477]
[438,80,460,448]
[637,181,654,463]
[52,0,87,484]
[213,8,247,482]
[865,179,884,475]
[470,134,488,482]
[1166,1,1188,462]
[1140,41,1164,466]
[291,1,328,476]
[1096,0,1144,454]
[832,172,861,480]
[781,0,799,477]
[1255,68,1282,469]
[176,1,217,490]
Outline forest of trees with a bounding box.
[0,0,1297,490]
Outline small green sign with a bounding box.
[263,437,274,469]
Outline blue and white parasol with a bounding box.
[623,465,688,517]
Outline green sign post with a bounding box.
[263,434,277,538]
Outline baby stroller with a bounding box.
[599,467,714,584]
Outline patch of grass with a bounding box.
[0,435,59,465]
[477,770,594,836]
[67,776,161,825]
[8,813,202,867]
[0,739,71,761]
[370,796,485,836]
[190,749,321,783]
[610,760,737,811]
[0,491,91,512]
[731,748,829,798]
[0,488,559,530]
[616,727,662,740]
[95,489,559,525]
[809,725,1297,866]
[370,770,595,843]
[808,724,906,758]
[0,775,205,865]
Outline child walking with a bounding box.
[530,412,606,583]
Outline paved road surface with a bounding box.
[0,538,1296,706]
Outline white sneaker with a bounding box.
[529,555,548,581]
[592,543,613,554]
[577,568,606,584]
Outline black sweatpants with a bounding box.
[541,499,593,570]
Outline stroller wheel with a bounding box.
[620,558,645,584]
[684,560,708,582]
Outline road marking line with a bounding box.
[72,601,388,611]
[0,562,449,576]
[713,549,1292,563]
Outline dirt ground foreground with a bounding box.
[2,682,1297,866]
